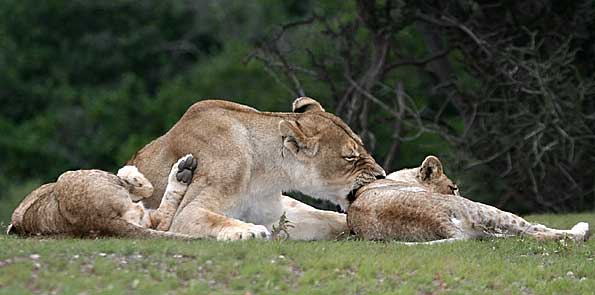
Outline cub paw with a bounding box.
[217,224,271,241]
[6,224,15,235]
[571,222,590,241]
[175,154,198,184]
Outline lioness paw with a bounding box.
[217,224,271,241]
[175,154,198,184]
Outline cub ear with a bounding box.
[417,155,444,182]
[292,97,325,113]
[278,120,319,157]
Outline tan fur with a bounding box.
[8,156,195,239]
[128,98,385,240]
[147,155,196,231]
[273,195,348,240]
[348,156,591,242]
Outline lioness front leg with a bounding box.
[169,189,271,240]
[274,195,348,240]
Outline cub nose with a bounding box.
[372,163,386,179]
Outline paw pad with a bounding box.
[176,155,198,184]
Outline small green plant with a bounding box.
[270,212,294,241]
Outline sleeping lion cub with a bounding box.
[348,156,591,243]
[7,155,197,239]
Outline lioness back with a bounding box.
[127,100,277,208]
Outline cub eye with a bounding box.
[343,155,357,162]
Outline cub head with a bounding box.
[386,155,459,195]
[279,97,385,210]
[117,165,155,201]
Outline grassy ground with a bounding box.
[0,213,593,295]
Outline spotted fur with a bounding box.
[8,155,196,239]
[348,156,590,243]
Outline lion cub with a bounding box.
[348,156,591,243]
[7,155,197,239]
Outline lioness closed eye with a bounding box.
[127,97,385,240]
[348,156,591,244]
[8,155,197,239]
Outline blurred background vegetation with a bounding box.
[1,0,593,223]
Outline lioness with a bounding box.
[8,155,197,239]
[128,97,385,240]
[348,156,591,243]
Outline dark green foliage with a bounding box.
[0,0,300,185]
[420,0,595,212]
[253,0,595,213]
[0,1,305,220]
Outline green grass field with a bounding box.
[1,213,593,295]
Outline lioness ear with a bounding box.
[278,120,319,157]
[417,155,443,182]
[292,97,325,113]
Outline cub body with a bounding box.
[348,156,590,243]
[8,156,196,239]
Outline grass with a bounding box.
[0,213,593,294]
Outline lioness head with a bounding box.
[279,97,385,209]
[386,155,459,195]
